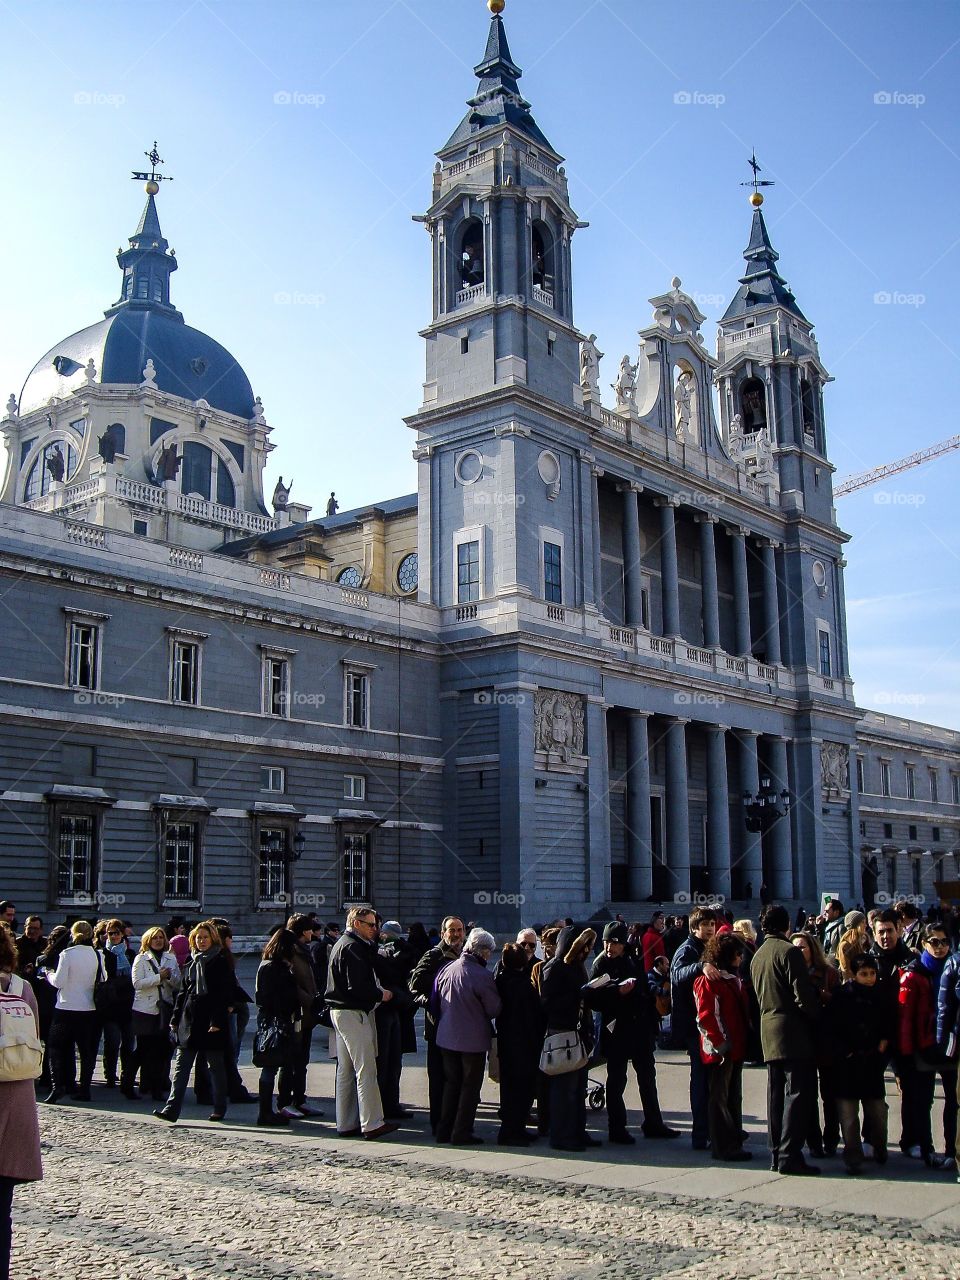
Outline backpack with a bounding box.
[0,974,43,1081]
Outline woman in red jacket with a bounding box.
[898,924,955,1168]
[694,933,752,1162]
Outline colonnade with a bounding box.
[621,712,793,903]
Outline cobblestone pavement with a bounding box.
[15,1093,960,1280]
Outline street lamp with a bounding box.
[742,775,791,833]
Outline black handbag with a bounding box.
[93,953,134,1021]
[253,1014,295,1068]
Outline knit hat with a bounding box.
[603,922,628,944]
[380,920,403,940]
[844,910,866,930]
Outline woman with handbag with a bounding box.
[154,920,232,1123]
[0,925,43,1280]
[131,927,181,1101]
[45,919,104,1103]
[539,926,599,1152]
[254,928,299,1127]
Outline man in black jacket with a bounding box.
[408,916,464,1132]
[325,906,397,1140]
[591,922,679,1145]
[670,908,720,1150]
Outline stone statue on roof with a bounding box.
[326,492,339,517]
[272,477,291,511]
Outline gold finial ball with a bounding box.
[488,0,505,14]
[750,191,764,208]
[145,179,160,196]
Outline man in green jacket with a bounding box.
[750,904,821,1175]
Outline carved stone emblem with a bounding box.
[820,741,850,796]
[534,689,586,762]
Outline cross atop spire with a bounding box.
[105,144,180,318]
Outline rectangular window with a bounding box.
[880,761,891,798]
[68,621,100,689]
[258,827,288,903]
[818,629,831,677]
[262,656,290,718]
[906,766,916,800]
[930,769,939,803]
[342,832,370,904]
[953,775,960,806]
[856,757,865,794]
[543,541,562,604]
[162,822,199,903]
[908,824,918,842]
[457,540,480,604]
[261,766,286,793]
[171,640,200,705]
[57,814,95,899]
[345,671,369,728]
[344,774,366,801]
[933,826,941,842]
[883,822,893,839]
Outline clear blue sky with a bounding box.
[1,0,958,727]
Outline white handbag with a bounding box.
[539,1028,587,1076]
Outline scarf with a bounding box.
[190,944,222,996]
[920,949,946,979]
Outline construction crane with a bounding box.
[834,433,960,497]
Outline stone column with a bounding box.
[727,526,752,657]
[698,514,720,649]
[585,697,611,904]
[760,538,782,665]
[664,716,690,901]
[621,483,643,628]
[737,730,763,900]
[590,462,604,613]
[657,497,681,637]
[705,724,732,899]
[768,734,793,899]
[625,710,653,900]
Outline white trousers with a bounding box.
[330,1008,384,1134]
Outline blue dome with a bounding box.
[19,308,256,419]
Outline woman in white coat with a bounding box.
[131,927,181,1100]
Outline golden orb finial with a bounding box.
[488,0,505,14]
[145,179,160,196]
[750,191,764,208]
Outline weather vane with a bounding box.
[741,150,774,208]
[132,142,173,196]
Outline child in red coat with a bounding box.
[694,933,752,1161]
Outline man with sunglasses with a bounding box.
[325,906,398,1140]
[898,925,957,1168]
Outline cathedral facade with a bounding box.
[1,13,958,934]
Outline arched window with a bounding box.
[181,442,212,500]
[739,377,767,433]
[531,223,554,297]
[22,439,78,502]
[215,458,236,508]
[800,377,816,437]
[458,220,484,291]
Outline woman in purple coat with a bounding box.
[434,928,501,1144]
[0,925,43,1280]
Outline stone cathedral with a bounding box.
[0,7,957,934]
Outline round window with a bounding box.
[455,450,483,485]
[337,566,363,589]
[397,553,419,594]
[537,450,561,486]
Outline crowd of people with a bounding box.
[1,893,959,1280]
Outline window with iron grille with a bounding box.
[342,833,369,903]
[259,827,288,902]
[68,622,99,689]
[57,814,95,899]
[163,822,199,902]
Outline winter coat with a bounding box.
[828,981,889,1100]
[408,942,460,1041]
[47,942,104,1012]
[590,951,657,1057]
[325,930,383,1013]
[255,959,300,1022]
[0,974,42,1181]
[173,947,233,1051]
[936,951,960,1054]
[435,952,501,1054]
[869,939,913,1035]
[898,958,941,1058]
[495,966,543,1074]
[749,934,820,1062]
[131,949,181,1016]
[641,927,667,973]
[540,927,598,1039]
[376,939,417,1054]
[290,941,318,1026]
[670,933,706,1048]
[693,971,750,1065]
[14,932,46,979]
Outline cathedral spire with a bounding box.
[105,143,180,318]
[721,168,806,323]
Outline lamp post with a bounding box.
[742,775,791,833]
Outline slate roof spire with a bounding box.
[721,200,807,323]
[106,144,180,318]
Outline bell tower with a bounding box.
[715,162,836,526]
[416,0,585,412]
